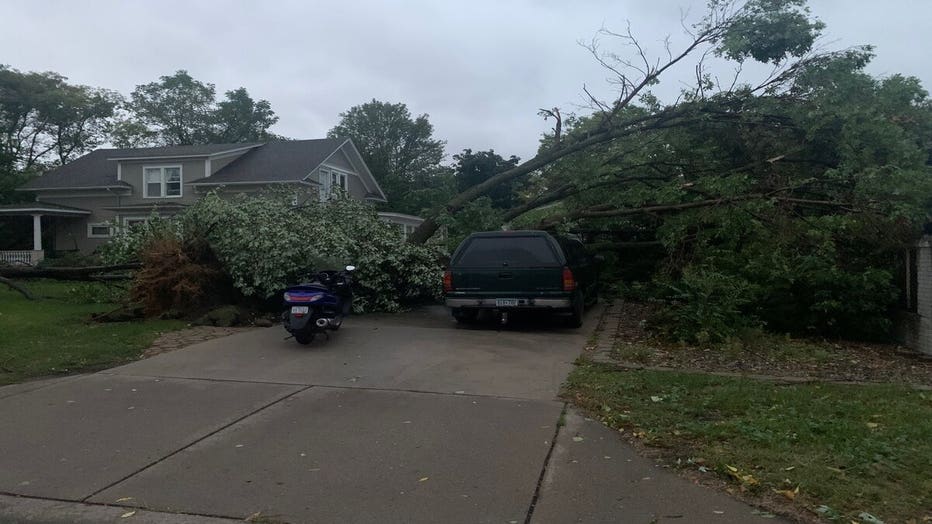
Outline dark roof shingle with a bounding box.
[19,150,128,190]
[19,139,346,190]
[190,139,345,184]
[107,142,263,159]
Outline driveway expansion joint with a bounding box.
[523,402,567,524]
[104,371,562,402]
[0,492,244,522]
[78,385,311,504]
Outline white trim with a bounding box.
[205,157,211,179]
[121,216,151,227]
[87,222,113,238]
[377,212,425,222]
[32,193,114,198]
[17,185,131,191]
[187,180,314,187]
[208,144,263,158]
[0,206,90,215]
[142,164,183,199]
[107,143,263,161]
[341,139,387,201]
[117,162,122,181]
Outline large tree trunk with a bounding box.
[0,263,140,281]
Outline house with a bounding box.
[0,138,423,263]
[898,234,932,356]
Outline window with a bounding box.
[400,224,416,240]
[87,223,112,238]
[123,217,149,229]
[454,236,560,267]
[319,168,349,201]
[143,166,182,198]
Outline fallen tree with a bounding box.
[0,263,140,281]
[0,276,34,299]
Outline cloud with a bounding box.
[2,0,928,161]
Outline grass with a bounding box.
[565,361,932,522]
[0,279,185,385]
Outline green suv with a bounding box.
[443,230,599,327]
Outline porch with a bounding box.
[0,203,91,265]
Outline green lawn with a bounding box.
[0,279,185,385]
[565,362,932,523]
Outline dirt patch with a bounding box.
[143,326,258,358]
[592,301,932,387]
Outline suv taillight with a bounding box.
[562,266,577,292]
[443,269,454,293]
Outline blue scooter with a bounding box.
[282,265,355,345]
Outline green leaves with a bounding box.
[100,189,443,313]
[713,0,824,64]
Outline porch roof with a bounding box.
[0,202,91,216]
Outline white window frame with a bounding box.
[319,168,349,201]
[142,165,183,199]
[87,223,113,239]
[122,216,150,228]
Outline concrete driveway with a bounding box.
[0,307,781,523]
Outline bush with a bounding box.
[646,209,903,343]
[101,190,444,314]
[654,267,761,344]
[203,192,443,312]
[98,214,179,266]
[38,251,101,268]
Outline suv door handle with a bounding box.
[498,272,513,279]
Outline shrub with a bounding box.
[185,192,443,312]
[101,190,444,314]
[654,267,761,344]
[98,213,180,265]
[38,251,102,268]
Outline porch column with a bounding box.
[32,214,42,251]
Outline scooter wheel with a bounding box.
[295,333,314,345]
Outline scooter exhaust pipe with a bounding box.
[315,318,330,328]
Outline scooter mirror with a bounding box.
[345,265,356,272]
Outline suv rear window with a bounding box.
[454,236,560,267]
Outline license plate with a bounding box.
[291,306,309,314]
[495,298,520,307]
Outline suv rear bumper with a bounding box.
[445,297,572,308]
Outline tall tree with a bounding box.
[113,70,280,146]
[117,70,215,146]
[212,87,279,143]
[328,100,446,213]
[0,66,120,203]
[453,149,521,209]
[406,0,828,243]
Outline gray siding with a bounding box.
[119,158,205,205]
[35,194,120,253]
[324,149,355,171]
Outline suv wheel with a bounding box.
[567,292,584,328]
[452,308,479,324]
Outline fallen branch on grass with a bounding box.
[0,263,140,281]
[0,276,33,300]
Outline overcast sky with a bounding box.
[3,1,929,161]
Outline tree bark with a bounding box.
[407,110,687,244]
[0,276,34,299]
[0,263,140,280]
